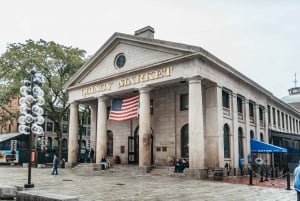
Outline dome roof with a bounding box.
[281,87,300,103]
[281,94,300,103]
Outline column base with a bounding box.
[24,184,34,188]
[185,168,208,179]
[138,166,152,173]
[66,162,77,168]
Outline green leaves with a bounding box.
[0,39,88,130]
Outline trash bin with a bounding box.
[213,168,224,180]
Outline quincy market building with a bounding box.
[64,26,300,178]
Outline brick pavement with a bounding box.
[0,166,296,201]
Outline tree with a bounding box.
[0,39,87,162]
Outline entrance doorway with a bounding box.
[128,126,153,164]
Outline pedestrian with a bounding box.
[225,162,231,176]
[239,156,244,176]
[174,158,182,173]
[84,148,89,163]
[294,161,300,201]
[100,156,108,170]
[51,154,59,175]
[90,148,94,163]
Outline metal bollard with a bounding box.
[286,172,291,190]
[271,166,275,180]
[259,168,264,182]
[248,169,253,185]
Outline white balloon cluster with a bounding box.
[18,70,45,135]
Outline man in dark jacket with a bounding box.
[51,155,59,175]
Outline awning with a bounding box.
[250,139,287,153]
[0,133,23,143]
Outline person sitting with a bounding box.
[181,159,188,172]
[174,159,182,173]
[100,156,108,170]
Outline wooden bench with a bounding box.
[16,190,78,201]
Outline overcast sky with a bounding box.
[1,0,299,98]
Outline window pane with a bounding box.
[237,96,243,113]
[222,90,229,108]
[180,94,189,111]
[223,124,230,158]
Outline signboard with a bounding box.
[0,150,19,163]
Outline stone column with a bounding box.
[90,104,97,162]
[68,102,78,166]
[96,96,107,164]
[139,87,152,169]
[188,76,205,173]
[256,104,260,139]
[205,85,223,168]
[232,94,239,172]
[264,107,269,141]
[245,99,251,160]
[270,107,274,131]
[274,108,278,131]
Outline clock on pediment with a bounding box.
[114,53,126,68]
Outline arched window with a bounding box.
[238,127,244,159]
[260,133,264,142]
[107,131,113,156]
[250,130,254,139]
[223,124,230,158]
[181,124,189,158]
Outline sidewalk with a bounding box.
[212,175,293,189]
[0,166,296,201]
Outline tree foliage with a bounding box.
[0,39,87,159]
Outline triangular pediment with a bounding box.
[64,32,199,89]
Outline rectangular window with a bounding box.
[277,110,280,127]
[46,122,53,132]
[259,106,264,121]
[272,108,276,125]
[63,124,68,133]
[63,112,69,121]
[237,96,243,113]
[293,118,295,132]
[222,90,230,108]
[268,105,271,125]
[180,94,189,111]
[290,116,292,131]
[87,127,91,136]
[281,112,285,128]
[249,102,254,117]
[286,114,289,130]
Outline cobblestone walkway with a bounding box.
[0,166,296,201]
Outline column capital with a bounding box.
[97,95,108,102]
[139,87,152,94]
[70,101,78,107]
[188,76,202,84]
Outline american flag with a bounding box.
[108,95,140,121]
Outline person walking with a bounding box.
[90,148,94,163]
[51,154,59,175]
[294,161,300,201]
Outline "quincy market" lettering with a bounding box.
[118,66,173,87]
[81,66,173,96]
[81,82,113,96]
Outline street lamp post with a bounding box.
[18,70,45,188]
